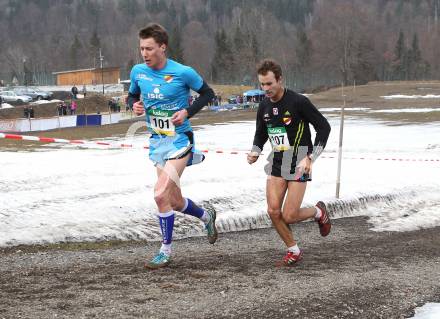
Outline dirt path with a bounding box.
[1,217,439,319]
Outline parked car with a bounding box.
[13,87,53,100]
[0,91,33,103]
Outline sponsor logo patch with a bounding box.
[164,75,174,83]
[283,111,292,125]
[137,74,153,81]
[263,113,270,122]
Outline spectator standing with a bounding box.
[108,99,114,112]
[70,100,77,115]
[71,84,79,99]
[62,101,67,115]
[24,106,29,118]
[57,102,63,116]
[82,84,87,98]
[29,106,34,118]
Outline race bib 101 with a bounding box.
[147,109,176,136]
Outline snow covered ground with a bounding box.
[2,89,439,317]
[1,115,440,247]
[410,303,440,319]
[381,94,440,99]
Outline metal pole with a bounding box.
[336,83,345,198]
[99,48,104,95]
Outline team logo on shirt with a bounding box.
[137,74,153,81]
[263,113,270,122]
[164,75,174,83]
[147,87,164,99]
[283,111,292,125]
[273,108,278,115]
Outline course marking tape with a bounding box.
[1,132,439,161]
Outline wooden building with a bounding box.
[52,67,120,86]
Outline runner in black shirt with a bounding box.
[247,59,332,266]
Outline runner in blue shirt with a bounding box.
[128,23,217,269]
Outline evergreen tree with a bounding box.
[69,34,82,69]
[352,36,376,84]
[145,0,158,12]
[23,59,33,86]
[233,26,245,52]
[295,27,312,69]
[126,58,135,79]
[179,7,189,27]
[232,26,250,84]
[408,33,422,79]
[89,30,101,68]
[250,32,260,63]
[168,26,184,63]
[118,0,139,16]
[211,29,234,83]
[392,30,406,80]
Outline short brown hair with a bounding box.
[139,23,168,46]
[257,59,282,81]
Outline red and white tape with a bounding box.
[0,132,137,149]
[319,155,440,162]
[1,132,439,161]
[0,133,242,154]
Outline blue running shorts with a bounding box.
[149,131,205,167]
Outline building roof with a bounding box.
[52,67,120,75]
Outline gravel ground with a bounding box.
[1,216,439,319]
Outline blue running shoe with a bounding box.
[205,209,218,244]
[144,252,171,269]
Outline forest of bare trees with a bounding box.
[0,0,439,91]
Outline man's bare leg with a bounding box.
[282,181,316,225]
[266,175,296,247]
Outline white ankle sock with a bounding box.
[200,211,210,224]
[160,243,172,256]
[315,206,322,219]
[287,244,300,254]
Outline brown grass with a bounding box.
[1,81,439,150]
[210,84,254,97]
[311,80,440,109]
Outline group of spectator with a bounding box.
[108,98,121,112]
[207,94,223,106]
[57,100,77,116]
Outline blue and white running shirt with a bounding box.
[129,59,203,135]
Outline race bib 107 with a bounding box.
[268,127,290,151]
